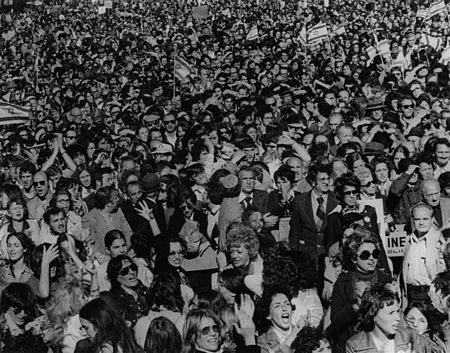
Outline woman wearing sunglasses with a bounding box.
[103,255,148,328]
[327,229,395,353]
[325,173,391,275]
[0,283,40,348]
[183,309,222,353]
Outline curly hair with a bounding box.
[359,284,398,332]
[219,268,254,301]
[291,326,329,353]
[342,227,380,271]
[146,272,184,313]
[334,172,361,203]
[258,285,293,333]
[226,225,260,262]
[46,279,88,347]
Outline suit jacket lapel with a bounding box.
[304,192,316,229]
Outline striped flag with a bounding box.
[174,56,191,81]
[420,33,443,50]
[332,24,345,36]
[416,9,428,18]
[246,25,258,41]
[0,101,30,125]
[391,51,406,71]
[377,39,391,58]
[307,22,328,43]
[427,0,446,18]
[366,45,377,65]
[297,25,307,46]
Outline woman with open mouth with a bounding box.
[103,255,148,328]
[257,286,304,353]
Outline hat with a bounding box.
[382,111,401,127]
[141,173,160,193]
[408,126,424,138]
[151,143,173,155]
[222,174,239,189]
[366,97,385,111]
[363,142,384,156]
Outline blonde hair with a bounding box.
[46,279,88,346]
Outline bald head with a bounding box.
[422,179,440,207]
[286,156,304,182]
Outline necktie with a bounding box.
[241,196,252,209]
[316,196,326,221]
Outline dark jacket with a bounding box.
[324,205,391,276]
[327,270,394,353]
[289,190,339,258]
[387,173,422,225]
[101,282,149,328]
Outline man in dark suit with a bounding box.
[139,173,167,235]
[237,166,269,213]
[289,164,338,264]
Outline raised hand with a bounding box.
[135,201,155,222]
[42,244,59,266]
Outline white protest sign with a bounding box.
[104,0,113,8]
[384,224,407,257]
[98,6,106,14]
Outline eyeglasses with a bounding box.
[12,306,30,315]
[168,250,185,257]
[164,120,176,125]
[358,249,381,260]
[66,136,76,140]
[119,263,138,276]
[361,180,374,187]
[343,190,358,196]
[57,198,70,203]
[199,324,220,336]
[33,181,46,187]
[180,204,194,210]
[401,104,413,109]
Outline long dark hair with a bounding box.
[405,301,446,342]
[144,317,182,353]
[146,272,184,313]
[5,232,35,268]
[79,296,142,353]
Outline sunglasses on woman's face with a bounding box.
[198,324,220,336]
[358,249,381,261]
[12,306,30,315]
[119,263,138,276]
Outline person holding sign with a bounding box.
[402,203,446,304]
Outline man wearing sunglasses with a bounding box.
[162,112,178,148]
[403,203,446,303]
[27,171,53,222]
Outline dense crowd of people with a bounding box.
[3,0,450,352]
